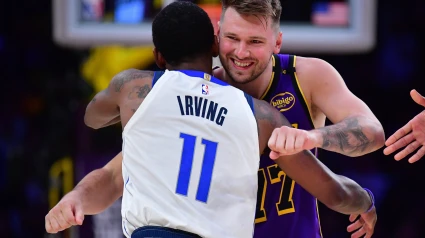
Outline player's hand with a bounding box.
[384,90,425,163]
[347,206,377,238]
[268,126,319,159]
[45,191,85,233]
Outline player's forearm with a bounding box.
[313,115,385,157]
[326,175,372,215]
[72,168,123,215]
[84,90,121,129]
[102,116,121,127]
[274,150,368,215]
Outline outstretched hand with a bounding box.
[347,206,377,238]
[384,90,425,163]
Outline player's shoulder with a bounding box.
[113,68,155,81]
[252,98,290,128]
[110,69,155,92]
[212,67,225,81]
[293,56,340,91]
[294,56,335,76]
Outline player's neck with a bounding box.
[254,58,274,98]
[166,57,213,75]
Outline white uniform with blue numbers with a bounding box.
[121,70,259,238]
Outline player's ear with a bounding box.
[153,48,166,69]
[211,35,219,58]
[274,31,283,54]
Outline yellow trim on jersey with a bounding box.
[276,176,296,215]
[259,55,276,100]
[292,56,314,126]
[255,168,268,223]
[266,164,296,215]
[316,199,324,238]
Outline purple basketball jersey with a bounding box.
[253,54,322,238]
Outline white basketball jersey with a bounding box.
[121,70,260,238]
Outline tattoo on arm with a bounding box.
[127,83,151,114]
[128,85,151,100]
[111,69,154,92]
[88,90,107,105]
[319,117,374,156]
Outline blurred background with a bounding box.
[0,0,424,237]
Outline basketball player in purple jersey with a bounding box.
[214,0,384,237]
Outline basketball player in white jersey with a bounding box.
[45,2,374,237]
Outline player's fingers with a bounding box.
[411,89,425,107]
[349,214,359,222]
[385,123,412,146]
[74,206,85,225]
[383,133,414,155]
[409,145,425,163]
[61,206,77,226]
[284,129,296,153]
[45,215,54,233]
[49,216,61,233]
[347,220,363,233]
[294,131,305,152]
[268,128,279,151]
[394,140,420,161]
[351,226,366,238]
[275,127,287,153]
[269,151,281,160]
[364,227,375,238]
[55,210,72,231]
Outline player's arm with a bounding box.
[45,152,123,233]
[84,78,121,129]
[84,69,153,129]
[299,57,385,157]
[254,99,373,215]
[71,151,124,215]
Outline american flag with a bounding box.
[312,2,349,26]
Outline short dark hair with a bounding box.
[221,0,282,31]
[152,1,215,65]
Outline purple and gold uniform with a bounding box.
[253,54,322,238]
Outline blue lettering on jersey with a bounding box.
[176,95,227,126]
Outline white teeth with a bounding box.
[234,60,251,67]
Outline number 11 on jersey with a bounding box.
[175,132,218,203]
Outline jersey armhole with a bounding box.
[281,54,296,74]
[152,71,165,87]
[244,92,255,115]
